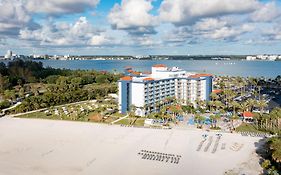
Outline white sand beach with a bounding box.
[0,117,263,175]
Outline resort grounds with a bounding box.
[0,117,263,175]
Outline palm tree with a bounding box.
[230,114,240,130]
[207,101,215,112]
[210,92,219,101]
[199,100,207,109]
[246,99,255,111]
[194,114,205,129]
[144,104,149,116]
[169,105,182,121]
[159,106,171,124]
[222,89,234,108]
[240,102,248,113]
[209,115,215,128]
[195,99,200,109]
[128,104,137,125]
[257,100,267,115]
[213,100,223,112]
[230,101,241,116]
[210,114,221,128]
[155,101,161,112]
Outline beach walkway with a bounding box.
[111,114,129,124]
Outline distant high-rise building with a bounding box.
[4,50,12,59]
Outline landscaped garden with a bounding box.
[17,99,124,124]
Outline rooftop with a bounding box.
[189,74,213,78]
[152,64,167,68]
[120,66,212,82]
[120,76,132,81]
[243,111,254,118]
[212,89,222,94]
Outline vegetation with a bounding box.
[261,137,281,174]
[17,99,120,123]
[209,114,220,128]
[194,114,205,128]
[236,123,264,133]
[0,100,10,109]
[254,108,281,135]
[0,59,121,113]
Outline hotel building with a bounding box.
[118,64,213,116]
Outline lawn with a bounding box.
[236,123,265,133]
[115,117,145,126]
[133,118,145,126]
[18,112,49,119]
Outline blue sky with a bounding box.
[0,0,281,55]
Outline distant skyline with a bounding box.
[0,0,281,55]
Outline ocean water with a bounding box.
[2,60,281,78]
[40,60,281,78]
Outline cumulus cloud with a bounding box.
[262,26,281,40]
[192,18,254,40]
[0,0,99,37]
[132,35,160,46]
[89,35,114,46]
[163,27,193,45]
[159,0,259,25]
[25,0,100,15]
[19,17,114,47]
[250,1,281,22]
[194,18,227,31]
[108,0,157,35]
[164,17,255,45]
[201,24,254,40]
[0,0,38,36]
[1,0,281,52]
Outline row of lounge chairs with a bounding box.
[197,134,223,153]
[120,125,171,130]
[138,150,181,164]
[238,132,271,137]
[212,136,221,153]
[204,136,213,152]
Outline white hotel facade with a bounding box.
[118,64,213,116]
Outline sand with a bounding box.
[0,117,263,175]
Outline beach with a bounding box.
[0,117,263,175]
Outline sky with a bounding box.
[0,0,281,55]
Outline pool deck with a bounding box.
[0,117,263,175]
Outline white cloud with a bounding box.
[0,0,35,35]
[250,2,281,22]
[263,26,281,40]
[25,0,100,15]
[159,0,259,25]
[163,27,192,45]
[133,36,160,46]
[163,17,255,45]
[202,24,254,40]
[194,18,227,31]
[89,35,112,46]
[108,0,157,35]
[19,17,113,47]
